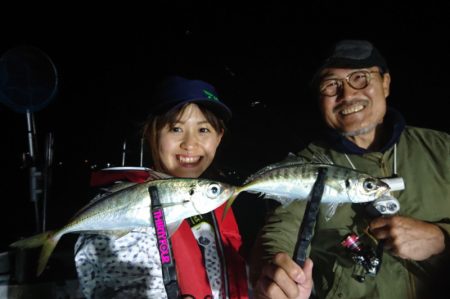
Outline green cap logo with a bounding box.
[203,89,219,101]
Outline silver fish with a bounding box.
[226,157,390,217]
[10,177,236,275]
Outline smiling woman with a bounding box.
[155,103,224,177]
[74,75,249,299]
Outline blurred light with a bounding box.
[250,101,267,108]
[224,65,235,77]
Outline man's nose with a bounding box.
[337,80,358,101]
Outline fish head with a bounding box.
[190,180,236,214]
[347,174,391,203]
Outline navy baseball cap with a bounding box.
[150,76,232,122]
[312,40,389,84]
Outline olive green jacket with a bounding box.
[250,126,450,299]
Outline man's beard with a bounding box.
[339,122,380,137]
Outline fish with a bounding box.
[225,155,390,218]
[10,176,236,276]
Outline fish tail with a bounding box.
[37,233,60,276]
[10,231,53,249]
[222,187,244,221]
[10,231,61,276]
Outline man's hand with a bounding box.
[369,215,445,260]
[254,252,313,299]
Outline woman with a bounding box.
[75,76,249,298]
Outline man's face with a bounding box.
[317,66,391,136]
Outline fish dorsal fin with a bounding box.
[70,182,139,220]
[310,152,334,164]
[103,181,138,193]
[284,152,303,161]
[244,154,308,184]
[147,168,173,180]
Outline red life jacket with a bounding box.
[91,168,249,298]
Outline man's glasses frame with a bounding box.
[319,70,380,97]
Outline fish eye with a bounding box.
[206,183,221,198]
[363,178,376,191]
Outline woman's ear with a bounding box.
[217,129,224,145]
[382,72,391,98]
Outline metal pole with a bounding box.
[140,138,144,167]
[26,110,42,233]
[26,111,35,158]
[121,140,126,166]
[42,132,54,232]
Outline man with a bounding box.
[250,40,450,298]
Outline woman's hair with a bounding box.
[142,103,226,172]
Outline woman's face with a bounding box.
[158,103,224,178]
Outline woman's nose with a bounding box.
[180,133,198,150]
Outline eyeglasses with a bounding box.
[319,70,380,97]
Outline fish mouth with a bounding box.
[377,184,391,197]
[368,182,391,201]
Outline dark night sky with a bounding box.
[1,2,449,253]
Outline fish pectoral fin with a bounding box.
[159,201,190,208]
[327,180,344,193]
[323,202,340,221]
[167,220,183,236]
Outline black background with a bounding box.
[0,1,449,263]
